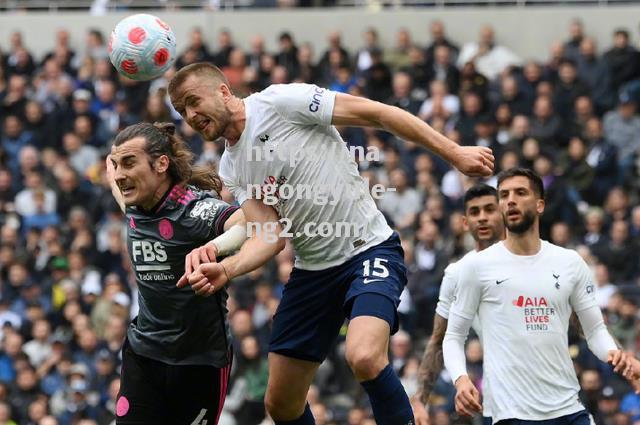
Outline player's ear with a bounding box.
[462,215,470,232]
[220,83,232,102]
[536,198,545,215]
[155,155,170,174]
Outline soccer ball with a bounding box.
[109,14,177,81]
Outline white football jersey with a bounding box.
[219,84,392,270]
[436,249,489,416]
[451,241,598,422]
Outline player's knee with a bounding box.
[346,345,386,381]
[265,390,304,421]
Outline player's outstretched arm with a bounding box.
[417,313,448,405]
[178,199,286,296]
[105,155,125,213]
[331,93,494,177]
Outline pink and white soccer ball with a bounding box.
[109,14,177,81]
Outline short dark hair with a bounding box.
[463,184,498,211]
[497,167,545,199]
[614,29,629,39]
[558,58,577,69]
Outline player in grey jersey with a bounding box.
[107,122,247,425]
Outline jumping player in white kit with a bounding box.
[168,62,494,425]
[443,167,631,425]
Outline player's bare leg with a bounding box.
[346,315,415,425]
[265,353,319,422]
[345,316,390,381]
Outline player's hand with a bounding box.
[454,375,482,417]
[411,394,430,425]
[180,262,230,297]
[177,242,219,288]
[608,349,632,375]
[618,351,640,393]
[451,145,494,177]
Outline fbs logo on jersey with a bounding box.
[132,241,167,263]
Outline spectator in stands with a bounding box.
[63,132,99,177]
[576,37,615,113]
[295,42,319,84]
[534,151,577,238]
[553,58,590,122]
[15,170,56,218]
[212,29,235,68]
[425,20,459,64]
[594,264,617,310]
[582,207,606,249]
[1,75,29,119]
[275,32,299,81]
[362,49,392,102]
[355,28,381,74]
[602,93,640,184]
[454,91,484,145]
[521,60,544,100]
[385,28,413,71]
[457,25,522,81]
[401,46,430,93]
[425,45,460,96]
[558,135,594,203]
[379,169,421,232]
[499,74,532,116]
[583,117,618,204]
[458,60,489,98]
[563,18,585,62]
[604,29,640,94]
[388,71,422,115]
[529,95,564,153]
[593,220,638,284]
[177,27,211,69]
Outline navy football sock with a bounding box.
[361,364,415,425]
[274,403,315,425]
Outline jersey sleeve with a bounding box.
[436,262,459,320]
[219,154,248,206]
[569,253,598,313]
[268,83,336,126]
[183,195,239,242]
[449,255,483,321]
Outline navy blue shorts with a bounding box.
[496,410,593,425]
[269,233,407,363]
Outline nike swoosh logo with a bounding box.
[363,278,383,284]
[496,278,509,285]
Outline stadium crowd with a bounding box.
[0,16,639,425]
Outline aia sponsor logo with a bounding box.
[513,295,555,332]
[512,296,548,307]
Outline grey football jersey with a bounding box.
[125,184,238,367]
